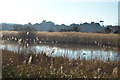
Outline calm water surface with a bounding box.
[0,40,119,61]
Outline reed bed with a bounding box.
[36,32,119,47]
[1,31,119,47]
[1,31,120,78]
[2,50,119,78]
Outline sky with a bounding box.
[0,0,119,26]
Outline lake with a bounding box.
[0,40,119,62]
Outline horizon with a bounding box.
[0,0,119,26]
[0,20,117,26]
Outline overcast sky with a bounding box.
[0,0,119,25]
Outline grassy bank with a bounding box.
[2,50,119,78]
[1,31,120,47]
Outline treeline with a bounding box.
[1,20,120,34]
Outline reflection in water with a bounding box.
[0,40,119,61]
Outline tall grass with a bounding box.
[1,31,120,78]
[2,50,119,78]
[1,31,119,47]
[36,32,119,47]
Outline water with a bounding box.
[0,40,119,61]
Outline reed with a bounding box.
[2,50,119,78]
[1,31,119,47]
[36,32,119,47]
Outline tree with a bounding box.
[100,21,104,26]
[70,23,79,32]
[105,28,111,33]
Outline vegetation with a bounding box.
[1,31,120,79]
[1,31,119,47]
[36,32,119,47]
[2,50,119,78]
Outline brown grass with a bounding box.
[1,31,120,47]
[2,50,119,78]
[36,32,120,47]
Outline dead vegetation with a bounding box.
[1,31,119,47]
[2,50,119,78]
